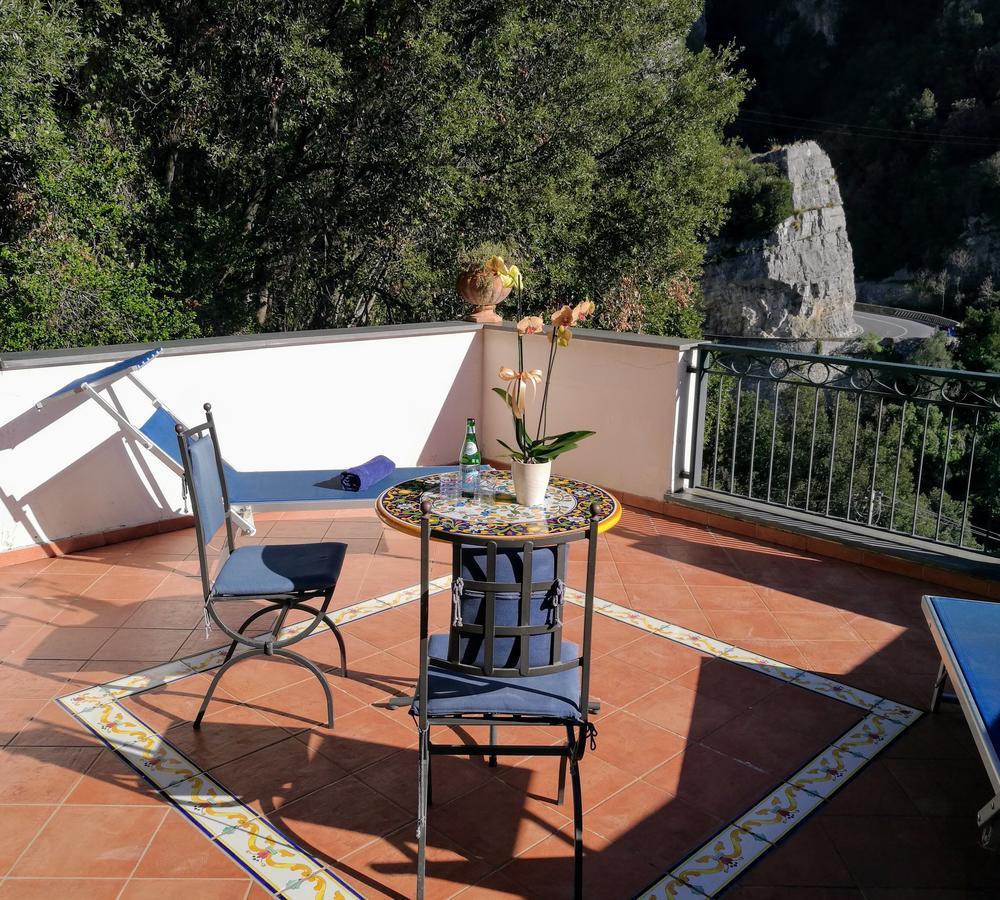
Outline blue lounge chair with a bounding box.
[923,595,1000,849]
[36,348,450,529]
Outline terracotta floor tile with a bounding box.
[815,759,920,818]
[0,805,56,875]
[10,698,102,747]
[614,560,687,585]
[689,585,768,610]
[587,782,720,870]
[771,610,862,641]
[758,587,847,616]
[0,699,45,745]
[20,572,104,599]
[819,815,974,889]
[91,626,190,661]
[675,562,749,587]
[333,651,418,706]
[267,773,412,864]
[643,742,776,820]
[590,710,685,778]
[294,705,418,773]
[701,704,853,776]
[740,816,856,888]
[607,633,709,682]
[432,777,569,866]
[80,572,167,601]
[885,711,978,761]
[626,680,741,742]
[11,805,166,877]
[796,639,880,674]
[46,597,139,629]
[884,755,994,818]
[585,653,666,708]
[167,702,292,770]
[64,749,163,806]
[343,823,493,900]
[671,656,782,708]
[623,582,699,610]
[705,609,789,642]
[0,879,127,899]
[12,624,116,660]
[357,747,493,815]
[749,682,863,736]
[134,812,248,878]
[562,612,646,659]
[508,749,636,812]
[198,653,316,703]
[121,673,240,733]
[0,746,100,802]
[118,880,251,900]
[210,734,348,813]
[123,598,204,629]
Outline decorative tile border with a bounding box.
[57,576,451,900]
[562,589,923,899]
[55,574,922,899]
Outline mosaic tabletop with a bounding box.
[375,470,621,541]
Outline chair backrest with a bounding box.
[447,542,569,676]
[175,404,235,598]
[417,500,603,726]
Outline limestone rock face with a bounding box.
[702,141,861,342]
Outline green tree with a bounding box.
[2,0,749,350]
[0,0,197,351]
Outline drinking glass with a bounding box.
[476,472,496,507]
[439,471,460,501]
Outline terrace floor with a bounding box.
[1,505,999,898]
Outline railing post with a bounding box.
[673,343,707,494]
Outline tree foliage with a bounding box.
[1,0,749,350]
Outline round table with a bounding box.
[375,470,621,543]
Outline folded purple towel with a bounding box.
[340,455,396,492]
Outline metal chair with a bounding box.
[412,500,601,900]
[176,403,349,728]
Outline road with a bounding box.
[853,311,938,341]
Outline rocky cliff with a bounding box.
[702,141,861,343]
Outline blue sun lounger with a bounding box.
[923,595,1000,849]
[37,348,450,530]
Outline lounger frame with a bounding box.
[922,595,1000,838]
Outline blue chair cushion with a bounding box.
[212,542,347,597]
[461,545,557,585]
[927,596,1000,750]
[412,634,582,720]
[456,545,562,669]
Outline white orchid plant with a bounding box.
[494,292,597,464]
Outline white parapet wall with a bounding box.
[480,325,699,502]
[0,323,483,553]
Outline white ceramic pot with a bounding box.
[512,460,551,507]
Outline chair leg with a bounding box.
[569,736,584,900]
[488,723,498,768]
[557,753,568,806]
[272,648,334,728]
[221,602,283,663]
[930,660,947,713]
[417,728,430,900]
[323,614,349,678]
[194,647,266,728]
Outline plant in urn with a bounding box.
[457,247,522,323]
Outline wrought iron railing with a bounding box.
[689,344,1000,556]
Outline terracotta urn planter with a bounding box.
[457,269,512,323]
